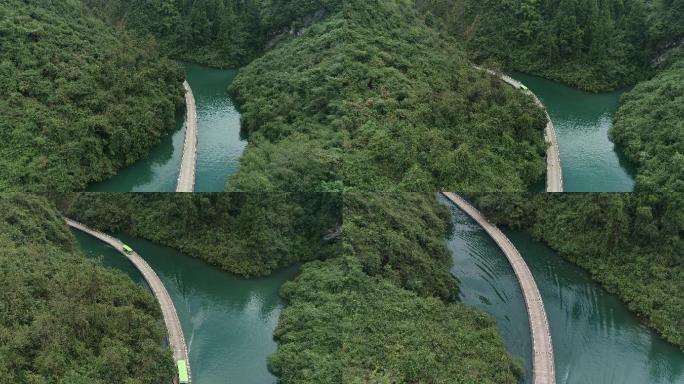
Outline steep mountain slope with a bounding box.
[417,0,661,91]
[0,0,184,191]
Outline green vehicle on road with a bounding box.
[177,360,189,384]
[122,244,133,254]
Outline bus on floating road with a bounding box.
[122,244,133,254]
[177,360,189,384]
[520,84,529,91]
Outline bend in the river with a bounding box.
[176,81,198,192]
[65,218,192,384]
[508,72,635,192]
[441,193,555,384]
[475,66,563,192]
[87,64,244,192]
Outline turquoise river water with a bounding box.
[88,63,244,192]
[510,72,636,192]
[441,196,684,384]
[73,230,297,384]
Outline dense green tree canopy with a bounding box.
[229,0,547,191]
[271,256,522,384]
[343,193,457,300]
[418,0,683,92]
[270,192,522,383]
[86,0,342,68]
[55,192,342,276]
[0,0,184,191]
[473,193,684,348]
[612,57,684,193]
[0,194,174,383]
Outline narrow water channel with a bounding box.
[441,197,684,384]
[88,63,244,192]
[72,230,298,384]
[509,72,636,192]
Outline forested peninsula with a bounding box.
[473,193,684,348]
[270,193,521,383]
[0,194,174,383]
[228,1,547,191]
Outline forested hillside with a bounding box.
[54,193,342,276]
[0,0,184,191]
[271,193,523,383]
[473,193,684,348]
[85,0,342,68]
[609,2,683,195]
[0,194,174,383]
[611,56,684,193]
[418,0,683,92]
[229,0,548,191]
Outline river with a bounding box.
[509,72,636,192]
[88,63,245,192]
[441,196,684,384]
[72,230,298,384]
[86,64,636,192]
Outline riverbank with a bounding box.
[72,229,299,384]
[87,64,245,192]
[472,193,683,349]
[509,72,636,191]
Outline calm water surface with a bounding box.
[509,72,636,192]
[88,63,244,191]
[441,197,684,384]
[73,230,297,384]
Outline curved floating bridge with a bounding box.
[441,193,555,384]
[176,80,198,193]
[65,218,192,384]
[475,66,563,192]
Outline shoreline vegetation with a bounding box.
[52,192,523,382]
[0,0,185,191]
[0,194,175,383]
[3,1,679,192]
[3,191,682,382]
[472,193,684,349]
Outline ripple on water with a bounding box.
[441,196,684,384]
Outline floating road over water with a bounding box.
[441,193,555,384]
[65,218,192,384]
[176,80,198,192]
